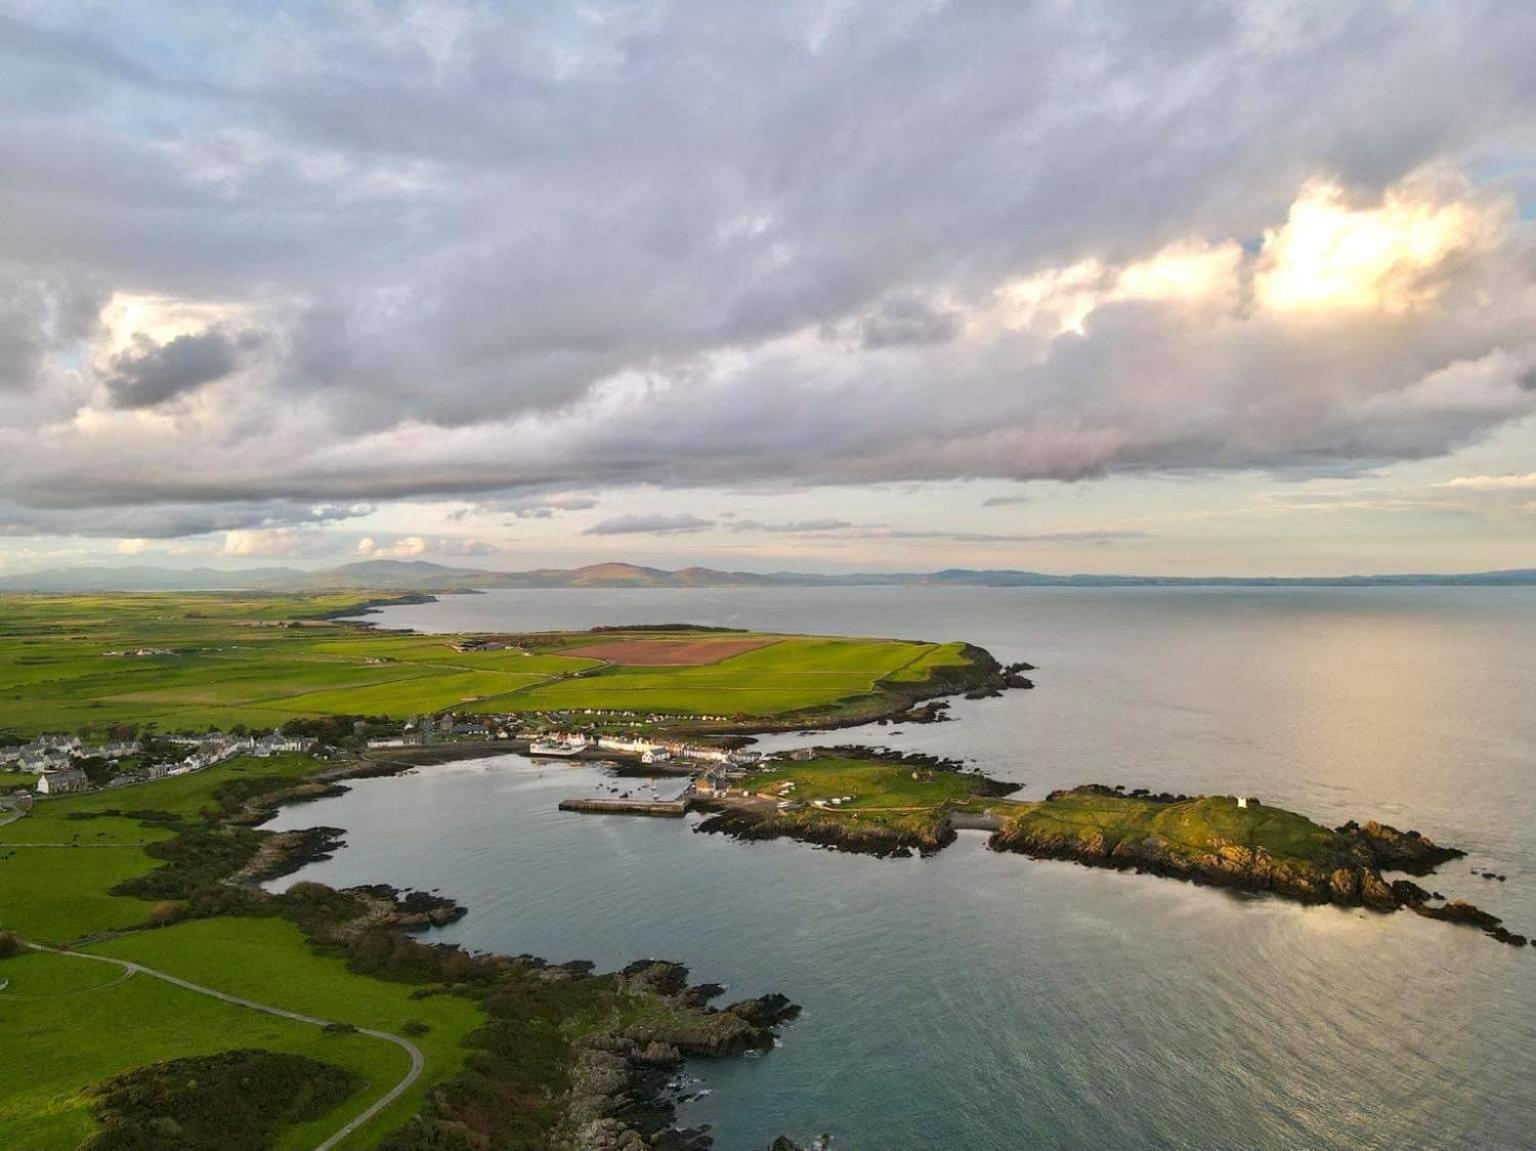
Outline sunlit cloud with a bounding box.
[1438,472,1536,492]
[1254,176,1505,314]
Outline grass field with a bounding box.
[0,948,404,1151]
[0,751,487,1150]
[0,756,334,943]
[0,594,974,734]
[998,789,1347,867]
[739,755,991,811]
[88,917,484,1145]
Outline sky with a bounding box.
[2,1,1536,577]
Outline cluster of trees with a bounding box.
[86,1049,360,1151]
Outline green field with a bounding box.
[0,752,487,1150]
[88,917,484,1144]
[0,756,332,944]
[0,594,976,735]
[739,754,992,811]
[998,789,1346,868]
[0,949,405,1151]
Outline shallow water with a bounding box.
[267,587,1536,1149]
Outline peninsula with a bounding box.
[686,754,1524,948]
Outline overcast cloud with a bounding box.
[0,2,1534,569]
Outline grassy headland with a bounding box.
[696,751,1018,857]
[0,593,1003,737]
[691,762,1516,946]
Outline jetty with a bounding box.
[558,796,692,817]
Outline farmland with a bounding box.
[0,751,487,1150]
[0,592,988,735]
[0,948,406,1151]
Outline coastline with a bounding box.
[200,751,804,1150]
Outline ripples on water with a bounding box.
[266,588,1536,1149]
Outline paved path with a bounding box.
[24,945,424,1151]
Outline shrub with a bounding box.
[86,1049,360,1151]
[148,901,183,927]
[0,930,24,958]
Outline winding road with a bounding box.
[24,944,423,1151]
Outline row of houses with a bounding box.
[591,734,761,767]
[1,735,142,774]
[15,730,317,798]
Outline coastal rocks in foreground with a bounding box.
[550,959,800,1151]
[989,786,1523,947]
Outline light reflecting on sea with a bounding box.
[264,588,1536,1149]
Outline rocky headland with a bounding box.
[989,785,1524,947]
[691,764,1523,949]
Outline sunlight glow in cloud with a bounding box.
[1254,177,1504,314]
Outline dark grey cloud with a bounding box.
[0,2,1532,532]
[982,495,1030,508]
[0,272,105,392]
[447,495,599,522]
[0,498,371,539]
[584,513,714,536]
[852,295,960,349]
[105,327,251,408]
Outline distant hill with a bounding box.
[1,560,1534,593]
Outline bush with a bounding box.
[86,1049,360,1151]
[0,930,25,958]
[148,901,183,927]
[400,1020,431,1037]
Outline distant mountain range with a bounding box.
[2,559,1535,592]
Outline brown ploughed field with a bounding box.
[562,636,776,666]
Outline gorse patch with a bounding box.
[85,1048,360,1151]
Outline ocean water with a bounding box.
[267,588,1536,1149]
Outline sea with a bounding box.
[264,587,1536,1150]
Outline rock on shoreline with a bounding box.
[551,960,801,1151]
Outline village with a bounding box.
[0,703,769,807]
[0,730,318,796]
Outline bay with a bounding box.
[266,587,1536,1149]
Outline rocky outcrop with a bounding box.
[229,825,347,885]
[987,786,1523,948]
[1337,819,1466,874]
[893,701,952,724]
[694,804,953,858]
[346,884,468,931]
[551,961,800,1151]
[993,815,1378,908]
[1410,899,1528,946]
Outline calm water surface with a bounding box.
[266,588,1536,1149]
